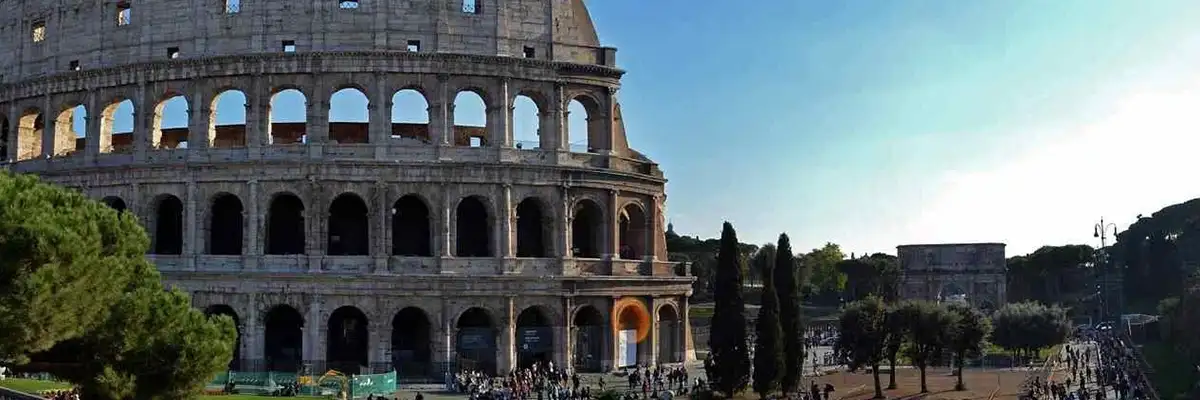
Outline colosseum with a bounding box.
[0,0,693,377]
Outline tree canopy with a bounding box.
[990,301,1070,359]
[707,222,751,396]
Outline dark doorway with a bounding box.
[209,193,244,255]
[657,305,682,363]
[101,196,127,213]
[328,194,369,256]
[263,304,304,372]
[571,200,603,258]
[204,305,242,370]
[456,307,497,375]
[618,205,646,260]
[572,306,605,372]
[266,193,305,255]
[455,196,491,257]
[515,307,553,369]
[392,307,433,379]
[153,195,184,255]
[392,195,432,256]
[516,198,547,257]
[327,306,369,374]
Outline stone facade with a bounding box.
[897,243,1007,311]
[0,0,692,377]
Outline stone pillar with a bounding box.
[645,195,659,262]
[558,186,571,259]
[440,185,453,258]
[429,75,451,150]
[561,297,573,369]
[304,298,323,363]
[306,83,329,159]
[682,297,695,362]
[188,87,211,150]
[132,82,148,160]
[129,182,141,217]
[84,90,101,160]
[373,181,389,273]
[499,184,513,258]
[606,189,619,259]
[369,73,389,147]
[438,299,454,377]
[649,298,660,367]
[4,103,17,162]
[491,78,511,149]
[185,180,198,269]
[245,77,266,151]
[543,83,566,151]
[599,88,617,152]
[247,179,261,261]
[244,297,262,366]
[498,297,516,374]
[306,178,325,272]
[39,94,56,158]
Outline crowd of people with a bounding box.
[1025,330,1155,400]
[38,389,79,400]
[449,362,693,400]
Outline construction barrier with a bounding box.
[208,370,397,398]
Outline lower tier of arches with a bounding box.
[192,292,694,378]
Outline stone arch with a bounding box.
[392,194,432,256]
[456,307,497,375]
[266,192,306,255]
[515,306,554,369]
[328,193,370,256]
[511,91,544,150]
[329,87,369,144]
[452,90,487,147]
[939,281,969,304]
[327,306,370,374]
[151,194,184,255]
[101,196,127,213]
[204,304,242,370]
[656,303,683,363]
[567,94,604,153]
[618,203,647,260]
[17,108,44,161]
[572,305,606,372]
[571,199,604,258]
[269,88,308,145]
[152,93,190,149]
[391,88,430,142]
[516,197,552,258]
[612,298,651,368]
[209,89,247,148]
[392,307,433,377]
[54,102,86,157]
[99,98,134,154]
[455,195,492,257]
[263,304,305,372]
[208,193,245,255]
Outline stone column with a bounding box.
[600,87,617,152]
[490,78,511,149]
[306,83,329,157]
[429,75,451,150]
[4,103,17,162]
[682,297,695,362]
[440,185,453,258]
[606,189,619,259]
[39,94,56,158]
[244,297,261,366]
[561,297,573,369]
[373,181,389,273]
[645,195,659,262]
[188,87,211,150]
[246,180,260,267]
[558,185,571,259]
[438,299,454,376]
[649,298,660,367]
[369,73,388,147]
[132,82,148,160]
[185,180,198,270]
[306,178,324,272]
[84,90,101,160]
[499,184,513,258]
[498,297,516,374]
[245,77,266,151]
[304,297,323,363]
[542,83,566,151]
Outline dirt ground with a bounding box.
[806,367,1028,400]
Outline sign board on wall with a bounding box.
[518,327,552,353]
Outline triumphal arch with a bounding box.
[897,243,1007,311]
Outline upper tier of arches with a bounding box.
[0,0,610,84]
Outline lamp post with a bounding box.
[1093,218,1119,320]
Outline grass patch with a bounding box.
[1141,342,1198,399]
[0,378,72,394]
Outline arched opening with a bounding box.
[204,305,242,370]
[392,195,432,256]
[573,306,606,372]
[269,89,308,145]
[54,104,86,156]
[263,304,304,372]
[328,193,370,256]
[452,91,487,147]
[327,306,369,374]
[455,196,491,257]
[152,194,184,255]
[614,302,651,369]
[209,90,247,148]
[566,98,594,153]
[329,88,369,144]
[456,307,497,375]
[515,307,554,369]
[618,204,647,260]
[391,307,433,378]
[657,305,683,363]
[266,193,306,255]
[571,200,603,258]
[391,89,430,142]
[209,193,245,255]
[101,196,127,213]
[101,99,134,154]
[516,198,549,258]
[17,109,44,161]
[512,94,541,150]
[152,94,190,149]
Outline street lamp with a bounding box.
[1093,218,1119,320]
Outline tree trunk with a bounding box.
[918,365,928,393]
[955,353,966,391]
[871,364,884,399]
[887,356,897,389]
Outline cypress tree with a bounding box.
[774,233,805,393]
[753,248,784,399]
[708,222,751,396]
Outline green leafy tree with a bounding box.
[835,297,888,399]
[774,233,805,393]
[991,302,1071,361]
[752,252,783,399]
[881,305,905,390]
[897,301,958,393]
[0,172,152,365]
[801,243,847,305]
[946,303,992,391]
[707,222,751,396]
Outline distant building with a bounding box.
[896,243,1007,311]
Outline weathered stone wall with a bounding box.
[896,243,1008,310]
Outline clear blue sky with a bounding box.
[86,1,1200,257]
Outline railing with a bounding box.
[150,254,687,278]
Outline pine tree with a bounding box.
[753,249,784,399]
[774,233,805,393]
[708,222,751,396]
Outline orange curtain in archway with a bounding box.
[611,297,651,343]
